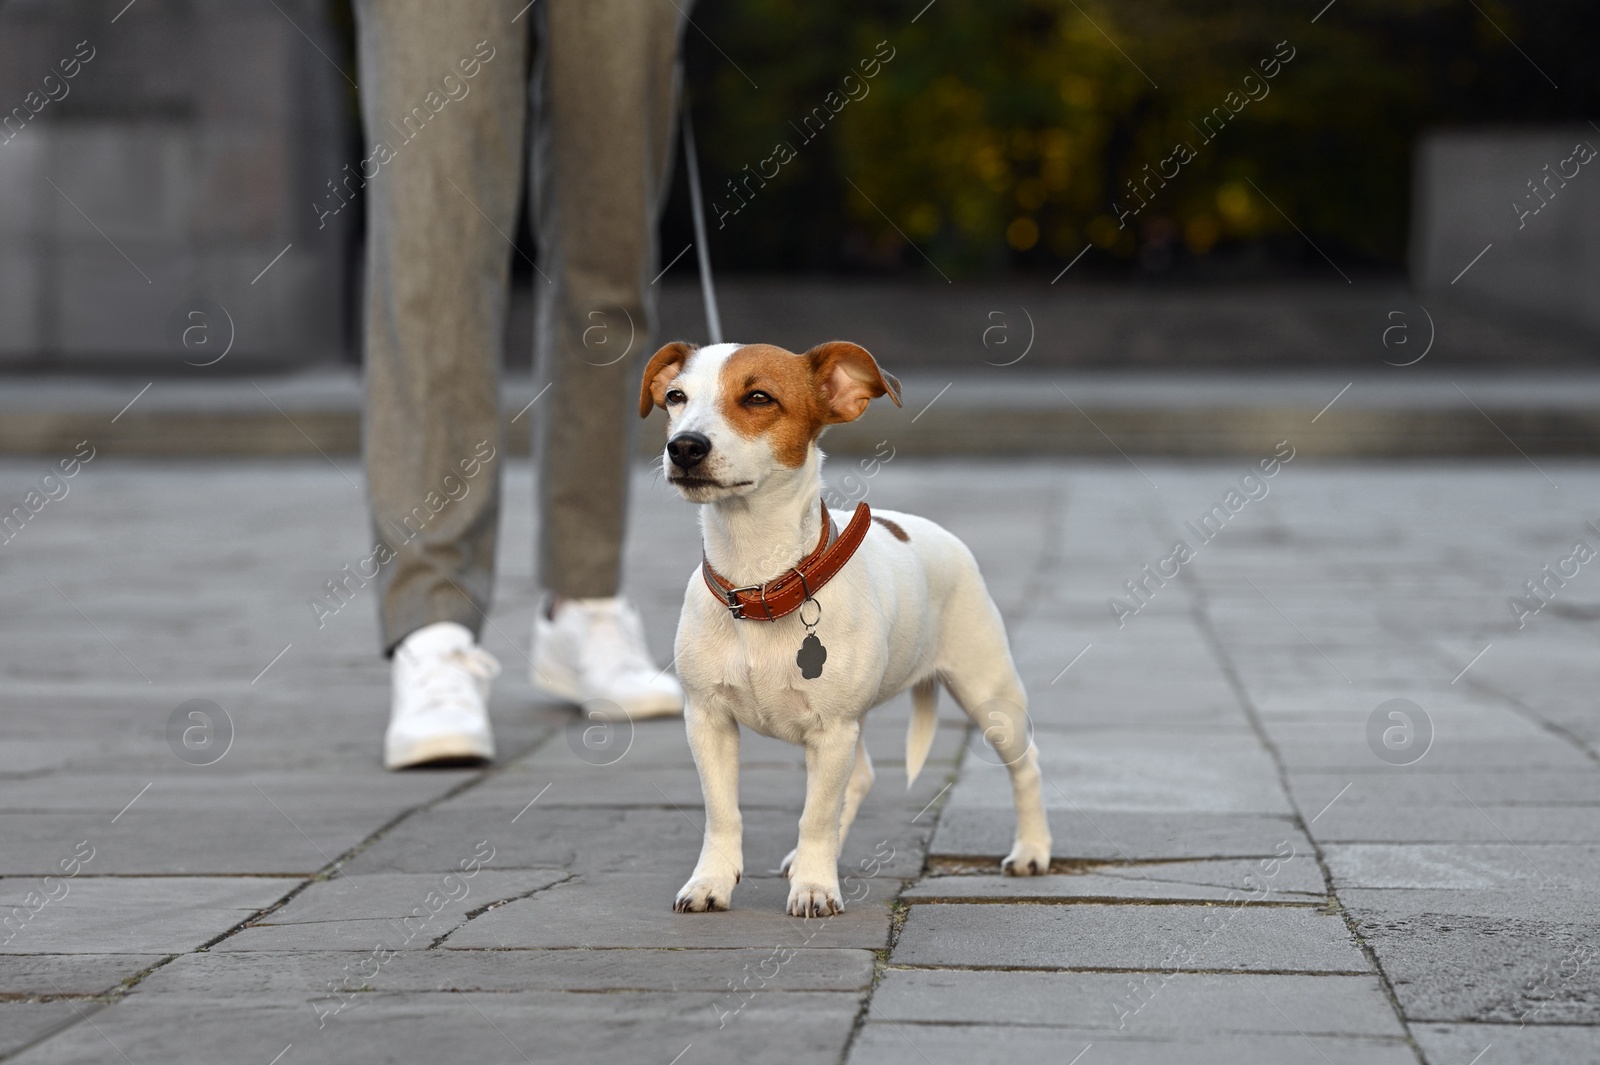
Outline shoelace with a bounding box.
[410,646,502,710]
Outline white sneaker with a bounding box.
[531,596,683,719]
[384,622,499,770]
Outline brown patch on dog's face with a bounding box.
[717,344,826,468]
[638,341,696,418]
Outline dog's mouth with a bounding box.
[669,474,752,491]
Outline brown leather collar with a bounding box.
[702,501,871,620]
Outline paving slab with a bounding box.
[0,955,165,997]
[1337,887,1600,922]
[507,698,967,771]
[1324,844,1600,890]
[931,808,1311,862]
[345,801,934,880]
[1286,770,1600,809]
[846,1024,1416,1065]
[950,731,1292,814]
[1022,690,1248,728]
[0,770,467,815]
[455,754,953,811]
[1338,892,1600,1025]
[210,871,574,953]
[1412,1022,1600,1065]
[903,857,1326,902]
[4,991,862,1065]
[1268,732,1592,772]
[1304,804,1600,844]
[132,947,877,995]
[445,873,896,950]
[455,762,809,809]
[0,810,388,877]
[892,903,1366,972]
[871,970,1405,1035]
[341,805,695,874]
[255,870,571,926]
[0,877,298,954]
[0,1003,86,1060]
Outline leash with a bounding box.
[681,106,724,345]
[683,104,865,683]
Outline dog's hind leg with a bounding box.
[936,575,1052,876]
[781,731,875,877]
[838,733,875,847]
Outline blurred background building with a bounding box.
[0,0,353,371]
[0,0,1596,449]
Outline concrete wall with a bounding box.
[1411,126,1600,335]
[0,0,354,370]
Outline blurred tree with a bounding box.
[677,0,1600,278]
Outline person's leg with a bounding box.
[355,0,528,655]
[524,0,689,719]
[355,0,529,768]
[529,0,687,599]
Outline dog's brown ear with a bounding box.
[639,342,696,418]
[806,341,902,424]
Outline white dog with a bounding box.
[640,340,1051,917]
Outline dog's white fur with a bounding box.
[647,341,1051,916]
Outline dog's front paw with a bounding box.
[1001,838,1051,877]
[675,875,737,913]
[786,880,843,917]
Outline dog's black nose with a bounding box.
[667,432,711,470]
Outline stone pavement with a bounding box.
[2,455,1598,1064]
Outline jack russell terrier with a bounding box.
[640,340,1051,917]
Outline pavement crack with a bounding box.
[0,999,110,1062]
[837,717,983,1060]
[1421,634,1600,768]
[428,872,579,949]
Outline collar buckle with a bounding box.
[720,583,768,620]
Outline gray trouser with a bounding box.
[353,0,686,653]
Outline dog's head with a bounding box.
[639,340,901,503]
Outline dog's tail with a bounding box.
[906,677,939,788]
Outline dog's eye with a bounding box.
[744,391,775,406]
[665,388,686,405]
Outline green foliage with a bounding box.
[681,0,1599,276]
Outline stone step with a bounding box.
[4,369,1600,457]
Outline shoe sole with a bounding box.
[607,693,683,720]
[532,661,683,720]
[385,733,494,770]
[530,658,585,704]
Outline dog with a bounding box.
[640,339,1051,917]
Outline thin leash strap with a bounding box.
[681,106,723,345]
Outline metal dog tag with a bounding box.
[796,633,827,679]
[795,595,826,679]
